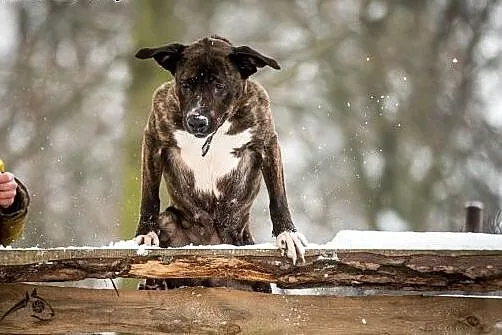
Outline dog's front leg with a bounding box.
[262,134,307,265]
[134,129,163,246]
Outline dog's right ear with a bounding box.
[135,43,186,75]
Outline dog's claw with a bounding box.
[275,231,308,265]
[134,231,160,246]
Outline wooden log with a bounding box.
[0,283,501,334]
[1,248,502,292]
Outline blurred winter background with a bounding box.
[1,0,502,248]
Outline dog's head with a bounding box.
[135,36,280,138]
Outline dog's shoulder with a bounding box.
[145,80,182,138]
[152,80,177,105]
[245,79,271,106]
[150,80,180,118]
[242,80,276,131]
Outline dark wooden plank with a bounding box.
[0,283,501,334]
[1,248,502,291]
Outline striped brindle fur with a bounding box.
[134,36,307,290]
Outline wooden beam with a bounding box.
[1,248,502,292]
[0,283,501,334]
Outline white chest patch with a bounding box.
[174,121,252,197]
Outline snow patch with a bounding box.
[180,242,276,249]
[327,230,502,250]
[0,239,160,251]
[2,231,501,251]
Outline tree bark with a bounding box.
[0,248,501,292]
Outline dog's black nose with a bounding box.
[187,113,210,134]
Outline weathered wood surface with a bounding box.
[0,283,501,334]
[1,248,502,291]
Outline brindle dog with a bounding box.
[134,36,307,290]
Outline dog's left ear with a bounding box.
[229,46,281,79]
[135,43,186,75]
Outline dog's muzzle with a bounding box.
[186,113,210,137]
[185,110,229,157]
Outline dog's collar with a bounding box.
[201,133,214,157]
[200,109,234,157]
[200,118,223,157]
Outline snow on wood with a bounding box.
[327,230,502,250]
[0,230,502,292]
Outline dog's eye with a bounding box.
[181,81,192,90]
[214,82,226,91]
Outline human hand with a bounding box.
[0,172,18,208]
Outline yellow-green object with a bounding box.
[0,159,30,246]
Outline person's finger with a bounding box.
[0,190,16,200]
[0,180,17,191]
[0,172,14,184]
[0,198,14,208]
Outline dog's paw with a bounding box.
[134,231,160,246]
[275,231,308,265]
